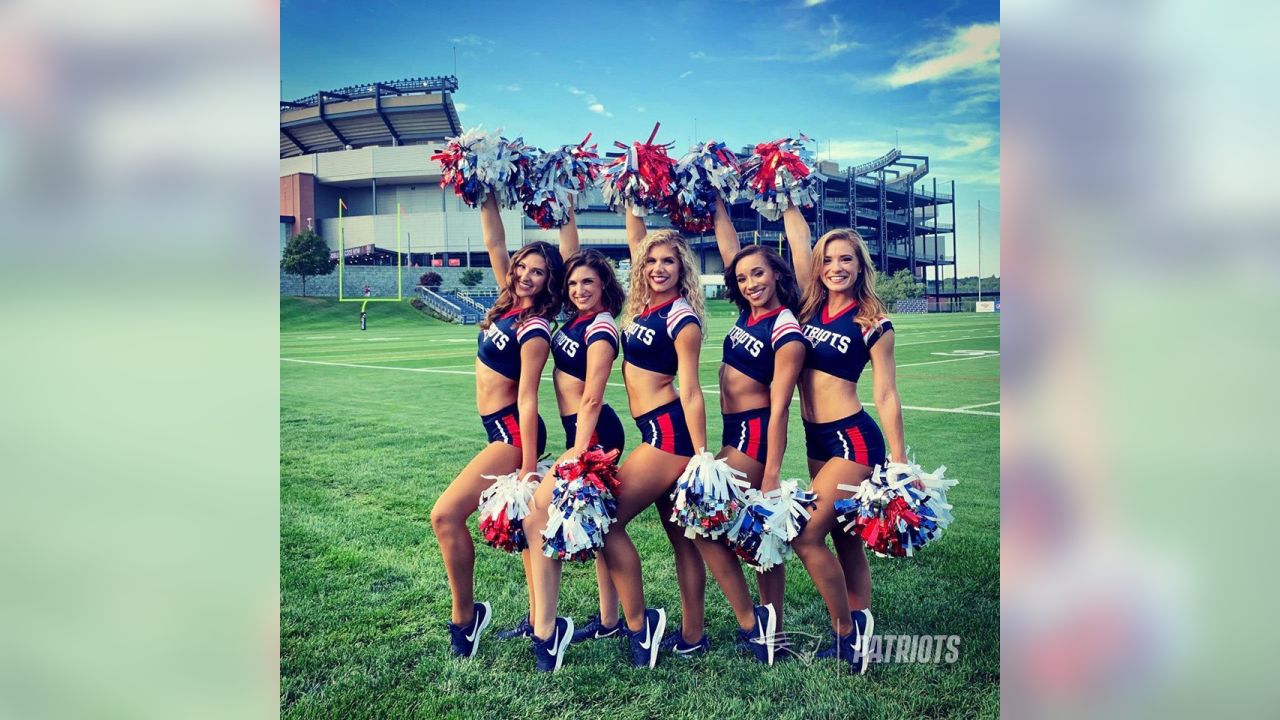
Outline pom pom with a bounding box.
[739,136,818,221]
[669,450,749,539]
[541,447,622,561]
[833,455,958,558]
[725,479,818,571]
[598,122,677,216]
[667,140,742,235]
[524,133,603,229]
[475,467,544,553]
[431,127,538,209]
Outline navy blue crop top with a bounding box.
[622,297,701,376]
[552,311,619,381]
[801,301,892,383]
[722,306,807,386]
[477,308,552,381]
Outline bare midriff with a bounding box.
[475,359,519,415]
[718,364,770,414]
[623,361,679,417]
[799,368,864,424]
[553,370,585,416]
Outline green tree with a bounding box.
[459,269,484,288]
[876,269,925,305]
[281,230,335,297]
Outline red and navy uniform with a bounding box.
[719,307,806,463]
[481,404,548,453]
[622,297,700,456]
[476,308,551,452]
[801,302,893,466]
[622,297,699,376]
[552,311,625,453]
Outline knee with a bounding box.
[792,535,827,560]
[429,501,460,534]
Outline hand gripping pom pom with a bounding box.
[540,447,622,561]
[476,467,544,553]
[669,450,749,539]
[524,134,603,229]
[725,479,818,571]
[431,127,539,209]
[738,137,818,221]
[598,122,677,217]
[668,140,742,235]
[833,453,958,558]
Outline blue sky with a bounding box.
[282,0,1000,277]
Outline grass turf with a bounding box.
[281,296,1000,719]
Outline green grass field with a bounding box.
[281,296,1000,719]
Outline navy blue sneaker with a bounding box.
[447,601,492,658]
[625,608,666,668]
[571,614,623,644]
[815,629,861,671]
[496,615,533,640]
[735,604,777,665]
[531,616,575,673]
[850,608,875,674]
[660,630,709,657]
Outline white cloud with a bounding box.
[803,0,828,6]
[882,23,999,88]
[496,84,521,92]
[815,15,856,58]
[679,70,694,79]
[633,105,647,113]
[566,86,586,96]
[454,102,469,112]
[448,34,494,52]
[689,51,706,60]
[567,86,613,117]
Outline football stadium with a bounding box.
[281,76,1000,718]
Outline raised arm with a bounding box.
[761,342,804,493]
[625,206,647,264]
[517,337,551,478]
[558,201,580,263]
[781,205,813,290]
[673,324,708,452]
[713,197,740,268]
[481,194,511,284]
[868,329,907,465]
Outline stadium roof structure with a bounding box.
[280,76,462,159]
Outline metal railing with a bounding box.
[415,286,477,324]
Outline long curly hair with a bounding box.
[621,230,705,328]
[723,244,802,315]
[798,228,888,329]
[562,249,625,320]
[479,240,566,329]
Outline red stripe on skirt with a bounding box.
[745,417,762,460]
[504,414,522,448]
[847,427,867,465]
[657,413,676,454]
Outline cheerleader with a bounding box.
[521,233,630,671]
[429,195,566,659]
[785,213,906,673]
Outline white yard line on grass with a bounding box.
[283,358,999,417]
[953,400,1001,410]
[898,353,1000,368]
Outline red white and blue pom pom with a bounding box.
[668,140,742,235]
[833,456,958,558]
[525,134,603,229]
[598,122,677,217]
[541,447,622,561]
[725,479,818,571]
[669,450,749,539]
[431,127,538,209]
[476,465,546,553]
[739,136,818,221]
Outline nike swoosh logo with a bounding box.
[638,622,653,650]
[552,627,562,654]
[465,614,482,643]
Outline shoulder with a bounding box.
[771,308,806,347]
[861,315,893,346]
[586,312,620,344]
[517,315,552,343]
[666,298,700,336]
